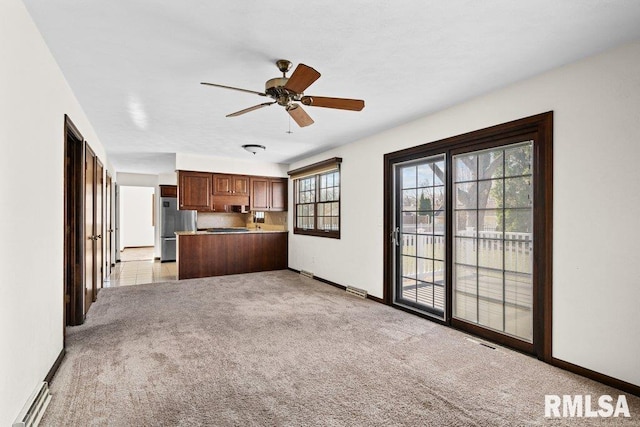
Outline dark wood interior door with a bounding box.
[95,159,104,299]
[84,145,96,314]
[64,115,85,327]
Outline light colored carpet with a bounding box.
[43,270,638,426]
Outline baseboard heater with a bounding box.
[13,382,51,427]
[299,270,314,279]
[346,286,367,299]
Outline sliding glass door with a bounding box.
[385,113,552,357]
[452,142,533,342]
[394,155,446,318]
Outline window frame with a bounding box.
[289,158,342,239]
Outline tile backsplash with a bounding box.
[196,211,288,231]
[197,213,248,229]
[247,211,287,231]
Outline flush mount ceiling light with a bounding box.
[242,144,266,155]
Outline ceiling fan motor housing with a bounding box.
[265,77,300,106]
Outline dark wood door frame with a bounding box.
[95,158,104,300]
[383,112,553,361]
[106,173,113,273]
[84,144,96,313]
[63,115,86,327]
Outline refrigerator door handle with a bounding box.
[163,237,177,241]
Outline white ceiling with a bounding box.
[22,1,640,174]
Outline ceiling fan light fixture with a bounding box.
[242,144,266,155]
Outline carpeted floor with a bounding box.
[43,270,638,426]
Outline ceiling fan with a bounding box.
[201,59,365,127]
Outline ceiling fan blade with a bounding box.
[226,102,276,117]
[201,82,266,97]
[283,64,321,94]
[286,104,314,127]
[300,96,365,111]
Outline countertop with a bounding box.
[176,229,288,236]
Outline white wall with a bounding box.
[116,172,158,187]
[0,0,109,424]
[115,173,160,256]
[176,152,288,177]
[119,187,155,250]
[288,40,640,388]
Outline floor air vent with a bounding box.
[300,270,314,279]
[346,286,367,299]
[13,381,52,427]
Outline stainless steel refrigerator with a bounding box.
[160,197,197,262]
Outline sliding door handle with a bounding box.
[391,227,400,246]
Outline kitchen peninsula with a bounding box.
[176,229,288,279]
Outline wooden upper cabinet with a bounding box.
[250,177,288,211]
[179,171,284,212]
[250,178,269,210]
[269,178,288,211]
[213,174,249,196]
[160,185,177,198]
[178,171,212,211]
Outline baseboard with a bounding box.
[288,267,383,303]
[366,294,384,304]
[549,356,640,397]
[44,348,65,384]
[313,275,346,291]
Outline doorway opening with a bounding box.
[118,186,155,261]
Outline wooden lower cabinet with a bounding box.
[177,232,288,279]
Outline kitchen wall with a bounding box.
[176,152,288,177]
[288,40,640,388]
[0,0,110,424]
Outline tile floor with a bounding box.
[105,247,177,287]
